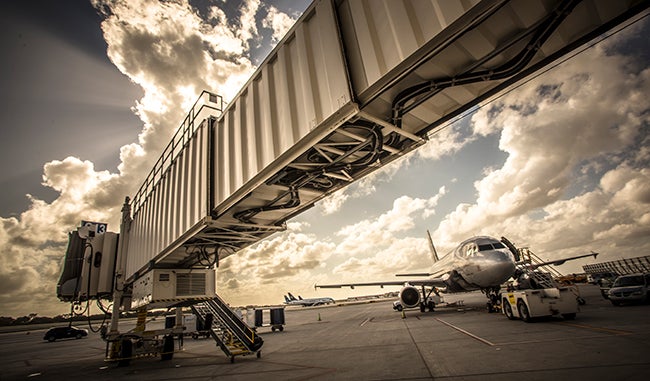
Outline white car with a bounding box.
[607,273,650,306]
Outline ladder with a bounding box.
[517,247,561,289]
[191,295,263,362]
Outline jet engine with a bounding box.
[399,285,421,309]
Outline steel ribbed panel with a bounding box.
[213,0,352,211]
[338,0,481,101]
[126,119,210,279]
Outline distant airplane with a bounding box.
[316,232,597,312]
[283,292,335,306]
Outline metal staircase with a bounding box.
[517,247,561,289]
[191,295,263,362]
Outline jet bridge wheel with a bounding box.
[117,339,133,367]
[161,335,174,361]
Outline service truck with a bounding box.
[501,286,578,322]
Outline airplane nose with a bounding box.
[489,249,513,263]
[488,250,516,279]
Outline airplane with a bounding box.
[283,292,335,307]
[315,232,597,313]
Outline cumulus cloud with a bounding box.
[417,122,471,161]
[323,189,446,278]
[318,188,349,215]
[237,0,261,47]
[0,157,124,317]
[2,1,648,316]
[305,21,650,293]
[335,192,444,253]
[220,20,650,303]
[0,0,297,317]
[218,188,448,304]
[319,118,472,215]
[262,5,296,43]
[432,30,650,267]
[217,222,336,304]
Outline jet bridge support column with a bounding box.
[107,198,132,359]
[175,308,183,330]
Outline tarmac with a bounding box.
[1,284,649,380]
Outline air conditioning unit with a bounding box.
[131,268,216,309]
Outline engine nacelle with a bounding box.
[399,285,421,309]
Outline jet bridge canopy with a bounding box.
[124,0,650,282]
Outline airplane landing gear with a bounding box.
[420,286,439,312]
[483,287,501,313]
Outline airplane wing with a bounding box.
[315,277,447,289]
[517,252,598,268]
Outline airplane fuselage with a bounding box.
[429,236,516,292]
[317,234,593,314]
[284,293,335,306]
[317,235,518,311]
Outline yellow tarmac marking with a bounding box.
[556,321,633,335]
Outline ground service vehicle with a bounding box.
[502,287,578,322]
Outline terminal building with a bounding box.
[583,256,650,276]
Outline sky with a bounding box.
[0,1,648,318]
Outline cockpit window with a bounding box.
[478,242,506,251]
[463,243,478,257]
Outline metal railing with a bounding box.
[131,91,223,215]
[191,296,263,357]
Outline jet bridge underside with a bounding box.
[128,0,649,283]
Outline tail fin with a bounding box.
[287,292,297,301]
[427,230,439,262]
[284,295,290,303]
[298,295,304,300]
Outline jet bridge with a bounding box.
[122,0,650,287]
